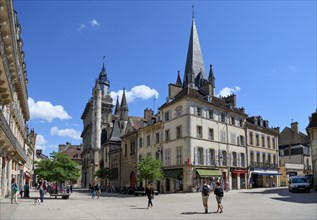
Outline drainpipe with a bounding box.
[244,122,249,189]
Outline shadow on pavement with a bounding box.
[181,211,218,215]
[240,188,317,204]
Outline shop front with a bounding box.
[162,169,183,192]
[230,169,248,189]
[250,169,281,188]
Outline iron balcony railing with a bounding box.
[250,161,278,169]
[0,110,27,162]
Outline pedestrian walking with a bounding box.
[145,183,154,209]
[95,183,101,199]
[91,183,96,199]
[37,178,46,203]
[214,181,224,213]
[11,178,19,204]
[23,182,30,198]
[201,179,211,213]
[70,184,73,193]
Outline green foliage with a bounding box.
[95,167,112,180]
[137,155,163,181]
[34,152,80,183]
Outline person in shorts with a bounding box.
[214,181,224,213]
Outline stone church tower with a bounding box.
[81,63,114,187]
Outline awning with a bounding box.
[251,170,281,176]
[196,169,222,177]
[231,170,248,174]
[163,169,182,178]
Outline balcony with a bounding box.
[0,110,27,161]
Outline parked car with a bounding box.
[305,174,314,189]
[288,176,311,193]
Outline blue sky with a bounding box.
[14,1,316,156]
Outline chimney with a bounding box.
[291,121,299,133]
[144,108,153,123]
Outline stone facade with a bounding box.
[0,0,36,198]
[306,109,317,191]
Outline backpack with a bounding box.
[202,185,210,196]
[218,187,224,197]
[11,184,18,193]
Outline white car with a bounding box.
[288,176,311,193]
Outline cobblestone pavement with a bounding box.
[0,187,316,219]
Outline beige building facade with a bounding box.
[0,0,36,198]
[306,109,317,190]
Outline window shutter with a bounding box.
[194,147,197,165]
[205,148,210,165]
[238,153,241,167]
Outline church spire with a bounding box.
[208,64,215,88]
[183,11,206,88]
[175,70,182,87]
[114,95,120,115]
[120,88,128,121]
[98,58,110,94]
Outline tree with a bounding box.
[95,167,112,180]
[137,155,163,182]
[34,152,80,193]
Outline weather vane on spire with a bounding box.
[192,3,195,18]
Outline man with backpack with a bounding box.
[201,180,211,213]
[214,181,224,213]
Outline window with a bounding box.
[220,113,225,123]
[220,130,226,142]
[196,126,202,138]
[249,132,253,145]
[139,138,143,148]
[261,135,265,147]
[165,111,170,121]
[175,106,182,117]
[130,139,136,155]
[164,149,171,166]
[222,150,227,166]
[230,133,236,144]
[267,136,271,148]
[124,144,127,156]
[241,153,245,167]
[256,152,260,163]
[176,126,182,139]
[210,149,216,165]
[208,128,214,141]
[197,147,204,164]
[196,107,202,116]
[272,138,275,149]
[267,154,271,163]
[256,133,259,146]
[262,153,266,163]
[156,133,160,144]
[239,119,244,127]
[231,116,235,125]
[250,151,254,162]
[237,135,245,146]
[208,110,213,119]
[273,154,276,164]
[147,135,151,147]
[176,146,183,165]
[165,129,170,141]
[232,152,237,166]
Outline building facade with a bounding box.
[246,116,280,188]
[0,0,36,198]
[279,122,312,186]
[306,109,317,190]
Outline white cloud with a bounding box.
[28,98,71,122]
[110,85,159,104]
[78,23,86,32]
[217,86,241,97]
[288,65,296,71]
[90,19,100,26]
[50,126,81,140]
[36,134,47,145]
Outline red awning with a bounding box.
[231,170,248,174]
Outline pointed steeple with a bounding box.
[109,120,121,142]
[120,88,128,121]
[114,95,120,115]
[98,60,110,95]
[183,14,206,88]
[208,64,215,88]
[175,70,182,87]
